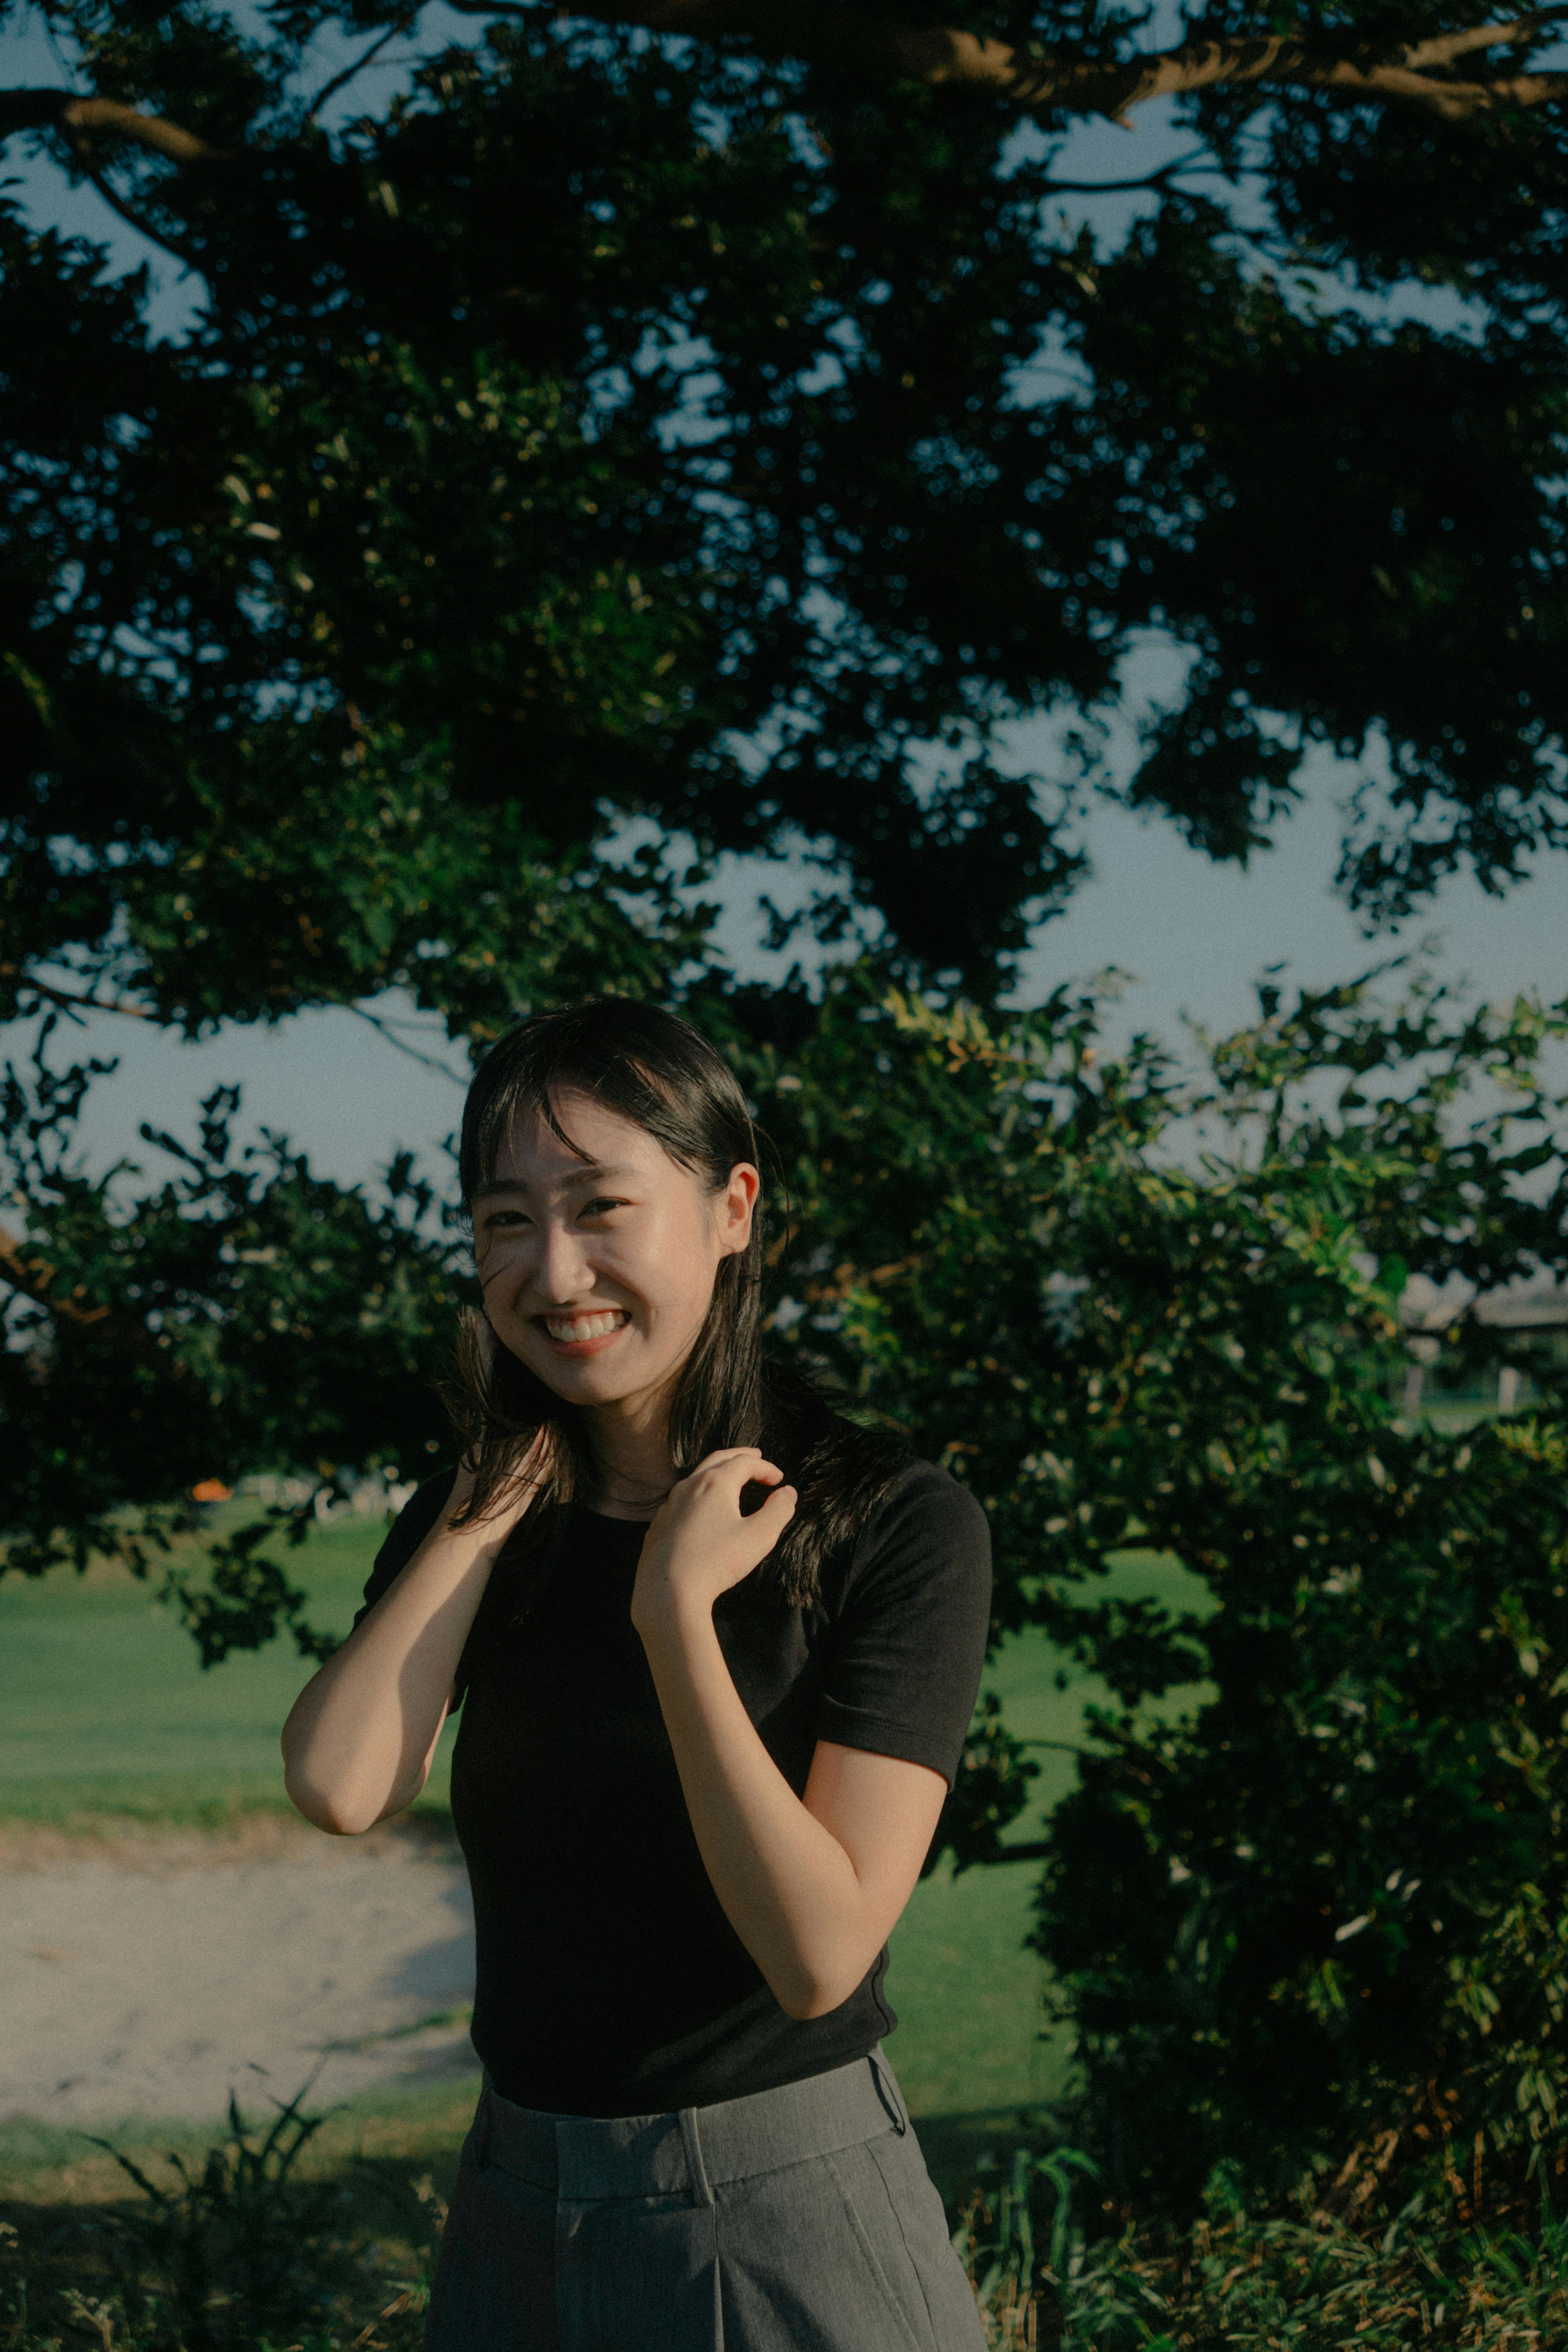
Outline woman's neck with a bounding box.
[582,1388,675,1520]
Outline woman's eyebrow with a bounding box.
[471,1162,639,1204]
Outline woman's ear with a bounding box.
[719,1162,761,1257]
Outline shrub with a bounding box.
[739,964,1568,2207]
[958,2137,1568,2349]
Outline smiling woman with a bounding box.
[456,1010,768,1529]
[279,999,991,2352]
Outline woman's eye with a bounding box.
[582,1197,626,1219]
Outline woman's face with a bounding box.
[472,1088,758,1416]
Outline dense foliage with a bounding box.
[6,2079,1568,2350]
[958,2135,1568,2348]
[737,968,1568,2205]
[0,1019,463,1648]
[2,0,1568,1020]
[0,2084,443,2351]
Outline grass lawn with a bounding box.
[0,1512,1209,2203]
[0,1514,453,1824]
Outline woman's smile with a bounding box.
[536,1306,633,1356]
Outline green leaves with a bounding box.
[925,1691,1042,1875]
[4,0,1568,2203]
[10,1,1568,997]
[0,1036,463,1581]
[5,900,1568,2222]
[730,963,1568,2205]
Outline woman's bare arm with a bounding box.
[631,1449,947,2019]
[639,1613,945,2017]
[281,1467,534,1834]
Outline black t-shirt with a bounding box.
[354,1460,991,2116]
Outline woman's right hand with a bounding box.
[631,1447,796,1638]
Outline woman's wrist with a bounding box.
[631,1565,717,1655]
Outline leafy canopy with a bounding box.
[1,0,1566,1020]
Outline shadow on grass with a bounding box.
[914,2106,1076,2222]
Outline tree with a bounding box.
[0,1019,466,1652]
[1,0,1566,1025]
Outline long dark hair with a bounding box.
[445,998,906,1606]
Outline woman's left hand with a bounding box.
[632,1447,797,1633]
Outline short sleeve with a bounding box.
[813,1461,992,1786]
[351,1471,458,1634]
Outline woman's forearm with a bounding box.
[281,1493,514,1834]
[636,1596,898,2020]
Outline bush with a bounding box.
[13,956,1568,2216]
[958,2136,1568,2349]
[738,964,1568,2207]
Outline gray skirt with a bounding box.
[424,2047,987,2352]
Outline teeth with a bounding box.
[544,1310,628,1342]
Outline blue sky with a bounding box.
[2,4,1564,1190]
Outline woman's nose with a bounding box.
[535,1218,593,1301]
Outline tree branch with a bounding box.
[305,16,417,126]
[0,1221,168,1369]
[1403,11,1566,67]
[61,92,228,162]
[0,88,228,162]
[77,158,206,272]
[2,5,1565,198]
[0,1223,104,1327]
[1041,147,1215,193]
[484,0,1568,125]
[18,979,156,1023]
[350,1003,469,1083]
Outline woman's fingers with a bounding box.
[713,1451,784,1485]
[694,1446,765,1472]
[683,1448,787,1500]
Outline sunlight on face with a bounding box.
[471,1089,758,1418]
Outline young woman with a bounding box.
[281,998,991,2352]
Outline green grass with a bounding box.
[0,1520,1207,2185]
[0,2069,485,2206]
[0,1513,461,1824]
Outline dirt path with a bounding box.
[0,1820,477,2130]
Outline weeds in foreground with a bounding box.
[0,2085,442,2352]
[956,2138,1568,2350]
